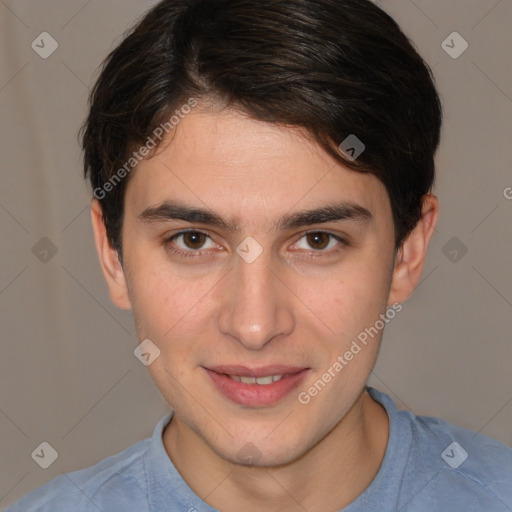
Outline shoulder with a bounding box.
[4,437,151,512]
[400,407,512,509]
[366,387,512,511]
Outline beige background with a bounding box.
[1,0,511,508]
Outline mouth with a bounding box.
[203,365,310,407]
[228,374,289,384]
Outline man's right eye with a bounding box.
[164,229,219,258]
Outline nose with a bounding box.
[217,246,295,350]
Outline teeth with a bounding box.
[229,374,284,385]
[256,376,273,385]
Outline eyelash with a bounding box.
[164,228,348,259]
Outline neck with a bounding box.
[163,389,389,512]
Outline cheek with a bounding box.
[128,258,222,349]
[294,258,390,342]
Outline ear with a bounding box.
[387,193,439,305]
[90,199,132,310]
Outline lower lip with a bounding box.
[204,368,310,407]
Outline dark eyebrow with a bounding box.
[138,201,240,231]
[137,199,373,231]
[276,202,373,230]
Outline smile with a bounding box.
[228,374,288,384]
[204,366,310,407]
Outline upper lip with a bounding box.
[205,365,308,378]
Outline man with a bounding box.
[6,0,512,511]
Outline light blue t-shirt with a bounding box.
[4,387,512,511]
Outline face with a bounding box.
[100,106,404,466]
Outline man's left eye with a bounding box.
[293,232,346,252]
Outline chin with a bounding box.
[213,433,309,469]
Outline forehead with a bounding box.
[124,107,391,228]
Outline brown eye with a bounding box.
[164,229,222,260]
[292,231,346,254]
[306,232,331,250]
[182,231,208,249]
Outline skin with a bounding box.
[91,106,438,512]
